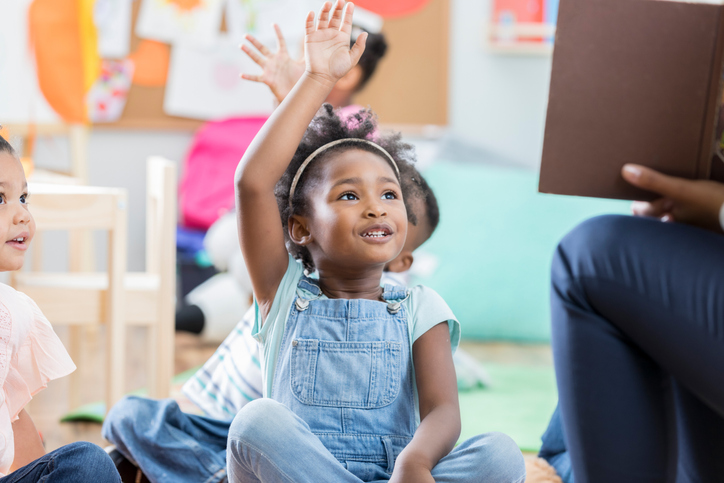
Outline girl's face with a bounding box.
[0,152,34,272]
[296,149,408,272]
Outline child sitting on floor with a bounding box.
[224,2,522,481]
[103,124,443,483]
[0,134,120,482]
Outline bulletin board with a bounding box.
[104,0,449,130]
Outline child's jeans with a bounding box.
[227,398,526,483]
[538,405,573,483]
[0,442,119,483]
[102,396,230,483]
[104,396,526,483]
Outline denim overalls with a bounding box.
[270,276,414,478]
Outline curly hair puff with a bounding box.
[274,104,421,272]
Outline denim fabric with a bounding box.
[102,396,229,483]
[227,399,526,483]
[0,442,119,483]
[228,277,525,482]
[271,279,415,473]
[551,215,724,483]
[538,405,573,483]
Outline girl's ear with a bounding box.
[288,215,313,246]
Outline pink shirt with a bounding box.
[0,283,75,476]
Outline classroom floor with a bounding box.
[28,328,553,457]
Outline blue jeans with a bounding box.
[538,405,573,483]
[227,398,526,483]
[102,396,229,483]
[1,442,119,483]
[551,215,724,483]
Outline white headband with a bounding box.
[288,138,400,208]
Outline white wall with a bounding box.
[34,130,192,272]
[449,0,553,169]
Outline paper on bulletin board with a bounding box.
[0,0,60,124]
[136,0,225,47]
[225,0,311,46]
[95,0,133,58]
[164,37,275,120]
[87,59,135,122]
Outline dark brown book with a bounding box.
[539,0,724,200]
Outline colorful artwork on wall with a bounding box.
[136,0,225,47]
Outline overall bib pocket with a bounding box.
[290,339,402,408]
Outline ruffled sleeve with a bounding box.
[4,292,75,421]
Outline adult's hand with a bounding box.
[622,164,724,232]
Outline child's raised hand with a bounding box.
[304,1,367,86]
[240,25,305,103]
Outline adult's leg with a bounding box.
[538,405,573,483]
[671,380,724,482]
[1,442,119,483]
[551,215,724,483]
[102,396,230,483]
[227,399,362,483]
[429,432,525,483]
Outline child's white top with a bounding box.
[0,283,75,476]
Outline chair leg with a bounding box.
[68,326,84,409]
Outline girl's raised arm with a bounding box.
[235,1,366,312]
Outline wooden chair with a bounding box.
[10,184,128,408]
[12,157,177,409]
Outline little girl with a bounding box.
[0,134,120,482]
[227,2,525,482]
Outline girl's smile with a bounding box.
[294,148,407,273]
[0,152,35,272]
[359,223,394,243]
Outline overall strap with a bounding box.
[295,276,323,311]
[382,284,410,314]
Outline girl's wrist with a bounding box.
[302,71,338,92]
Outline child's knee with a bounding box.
[57,442,119,481]
[228,399,295,447]
[102,395,156,442]
[468,432,526,481]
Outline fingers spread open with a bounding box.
[340,1,354,35]
[328,0,345,30]
[350,30,367,65]
[241,44,265,66]
[317,2,332,29]
[274,24,287,51]
[245,34,271,57]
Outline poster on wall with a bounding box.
[95,0,133,58]
[225,0,311,46]
[164,36,275,120]
[0,0,60,124]
[136,0,225,47]
[489,0,556,53]
[86,59,135,123]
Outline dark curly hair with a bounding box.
[275,104,419,271]
[408,169,440,238]
[352,30,388,91]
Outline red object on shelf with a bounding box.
[493,0,544,23]
[354,0,431,18]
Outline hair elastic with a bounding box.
[288,138,400,208]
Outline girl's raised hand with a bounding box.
[304,1,367,86]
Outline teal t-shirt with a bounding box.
[252,255,461,413]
